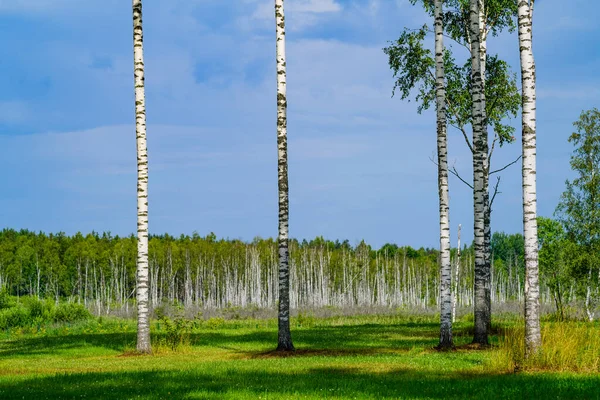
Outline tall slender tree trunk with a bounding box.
[470,0,489,345]
[479,2,493,336]
[435,0,453,350]
[452,224,461,323]
[275,0,294,352]
[132,0,151,354]
[518,0,541,357]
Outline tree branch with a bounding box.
[490,155,522,175]
[452,122,474,154]
[490,176,501,208]
[449,162,474,189]
[410,26,471,52]
[488,135,498,169]
[429,155,474,189]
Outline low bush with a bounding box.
[0,288,16,310]
[53,303,92,323]
[0,292,92,330]
[0,305,29,330]
[156,313,193,350]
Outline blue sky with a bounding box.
[0,0,598,249]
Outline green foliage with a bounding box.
[538,217,576,320]
[0,229,447,307]
[0,296,91,330]
[557,108,600,249]
[157,313,192,350]
[556,109,600,303]
[204,317,226,330]
[0,287,16,310]
[0,304,29,330]
[384,0,520,146]
[53,303,92,323]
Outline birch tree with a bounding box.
[275,0,294,352]
[384,0,519,346]
[132,0,151,354]
[468,0,488,346]
[517,0,541,356]
[434,0,453,350]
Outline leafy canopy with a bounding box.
[382,1,520,146]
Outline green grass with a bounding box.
[0,314,598,399]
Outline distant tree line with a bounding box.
[0,228,595,318]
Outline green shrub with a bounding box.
[21,297,54,321]
[205,317,226,330]
[0,305,29,330]
[158,314,192,350]
[0,287,16,310]
[53,303,92,323]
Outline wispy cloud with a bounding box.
[538,87,600,100]
[249,0,342,31]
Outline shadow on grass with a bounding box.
[0,365,598,399]
[0,332,136,357]
[0,321,459,359]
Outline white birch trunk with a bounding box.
[452,224,461,323]
[275,0,294,351]
[479,0,493,337]
[435,0,453,349]
[585,267,594,322]
[132,0,151,354]
[470,0,488,345]
[518,0,541,356]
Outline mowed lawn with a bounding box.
[0,314,598,399]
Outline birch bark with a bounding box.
[518,0,541,356]
[479,1,493,335]
[435,0,453,350]
[469,0,489,345]
[275,0,294,352]
[132,0,151,354]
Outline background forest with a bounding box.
[0,225,595,321]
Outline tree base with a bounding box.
[276,343,296,352]
[435,343,455,351]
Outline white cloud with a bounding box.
[248,0,342,31]
[252,0,341,19]
[538,87,600,100]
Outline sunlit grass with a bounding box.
[0,313,598,399]
[490,320,600,373]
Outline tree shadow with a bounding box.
[0,321,477,359]
[0,332,135,358]
[0,365,598,399]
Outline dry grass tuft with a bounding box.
[489,322,600,373]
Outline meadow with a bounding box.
[0,311,599,400]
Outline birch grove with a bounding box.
[132,0,151,354]
[434,0,453,350]
[275,0,294,351]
